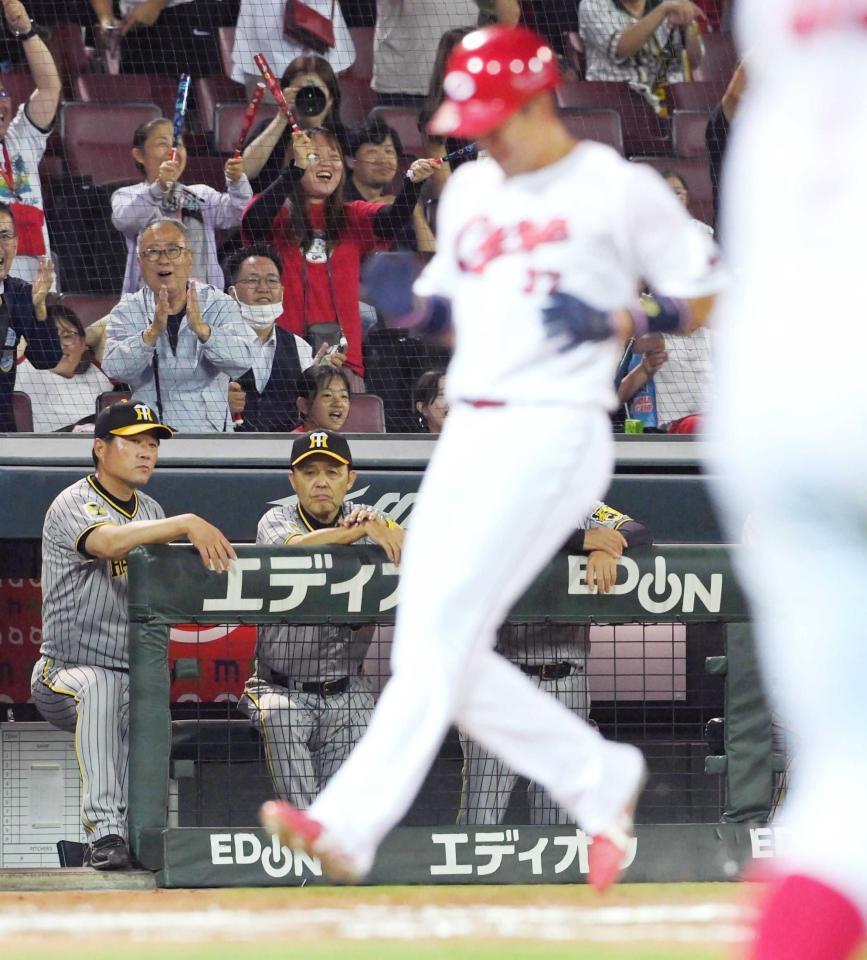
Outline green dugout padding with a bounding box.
[127,543,776,874]
[147,823,786,887]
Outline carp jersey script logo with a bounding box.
[456,216,569,275]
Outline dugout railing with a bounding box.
[124,542,785,887]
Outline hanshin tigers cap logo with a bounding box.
[94,400,174,440]
[290,430,353,469]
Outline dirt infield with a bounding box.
[0,882,754,960]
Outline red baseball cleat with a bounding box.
[259,800,361,883]
[587,750,646,892]
[587,814,635,892]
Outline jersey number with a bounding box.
[523,270,561,295]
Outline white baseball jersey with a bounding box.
[414,143,725,408]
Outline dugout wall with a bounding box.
[121,542,781,887]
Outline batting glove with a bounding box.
[541,292,614,350]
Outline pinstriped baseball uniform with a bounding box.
[239,500,391,808]
[460,500,640,826]
[31,474,164,841]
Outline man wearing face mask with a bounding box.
[225,244,345,432]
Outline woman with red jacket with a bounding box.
[241,127,438,381]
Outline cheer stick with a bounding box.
[253,52,302,134]
[170,73,191,164]
[442,142,478,163]
[405,142,478,180]
[233,82,266,159]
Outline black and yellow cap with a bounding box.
[290,430,352,469]
[94,400,174,440]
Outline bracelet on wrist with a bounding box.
[14,25,39,42]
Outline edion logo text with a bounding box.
[568,555,723,614]
[210,832,322,878]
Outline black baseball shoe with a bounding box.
[85,834,131,870]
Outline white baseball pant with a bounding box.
[310,403,644,875]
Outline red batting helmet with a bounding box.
[429,26,560,138]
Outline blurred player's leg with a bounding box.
[712,9,867,952]
[306,404,640,876]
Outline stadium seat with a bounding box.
[344,393,386,433]
[11,391,33,432]
[183,155,231,191]
[47,22,92,88]
[368,106,423,159]
[631,155,714,227]
[563,31,586,78]
[218,26,235,79]
[213,101,279,155]
[195,75,245,134]
[59,293,119,328]
[672,111,710,158]
[338,74,376,125]
[346,26,374,81]
[74,73,180,123]
[61,102,162,185]
[96,390,132,416]
[693,31,738,85]
[0,70,36,106]
[556,80,667,155]
[668,81,725,112]
[559,109,625,155]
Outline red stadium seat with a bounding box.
[0,70,36,107]
[368,106,423,159]
[560,109,625,155]
[563,31,586,79]
[346,26,374,80]
[96,390,132,415]
[59,293,120,328]
[213,101,279,155]
[218,26,235,79]
[693,31,738,85]
[195,75,245,134]
[47,22,92,87]
[11,391,33,432]
[671,111,710,158]
[74,73,179,123]
[344,393,386,433]
[338,74,376,125]
[667,81,725,112]
[61,102,162,185]
[183,155,230,191]
[631,155,714,228]
[556,80,667,155]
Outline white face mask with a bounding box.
[236,299,283,330]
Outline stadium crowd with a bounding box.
[0,0,735,437]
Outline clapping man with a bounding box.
[103,219,255,432]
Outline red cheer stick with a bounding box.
[233,82,266,159]
[254,52,302,134]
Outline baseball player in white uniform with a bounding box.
[710,3,867,956]
[31,400,234,869]
[260,24,725,890]
[240,430,403,808]
[460,501,652,825]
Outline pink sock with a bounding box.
[751,873,865,960]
